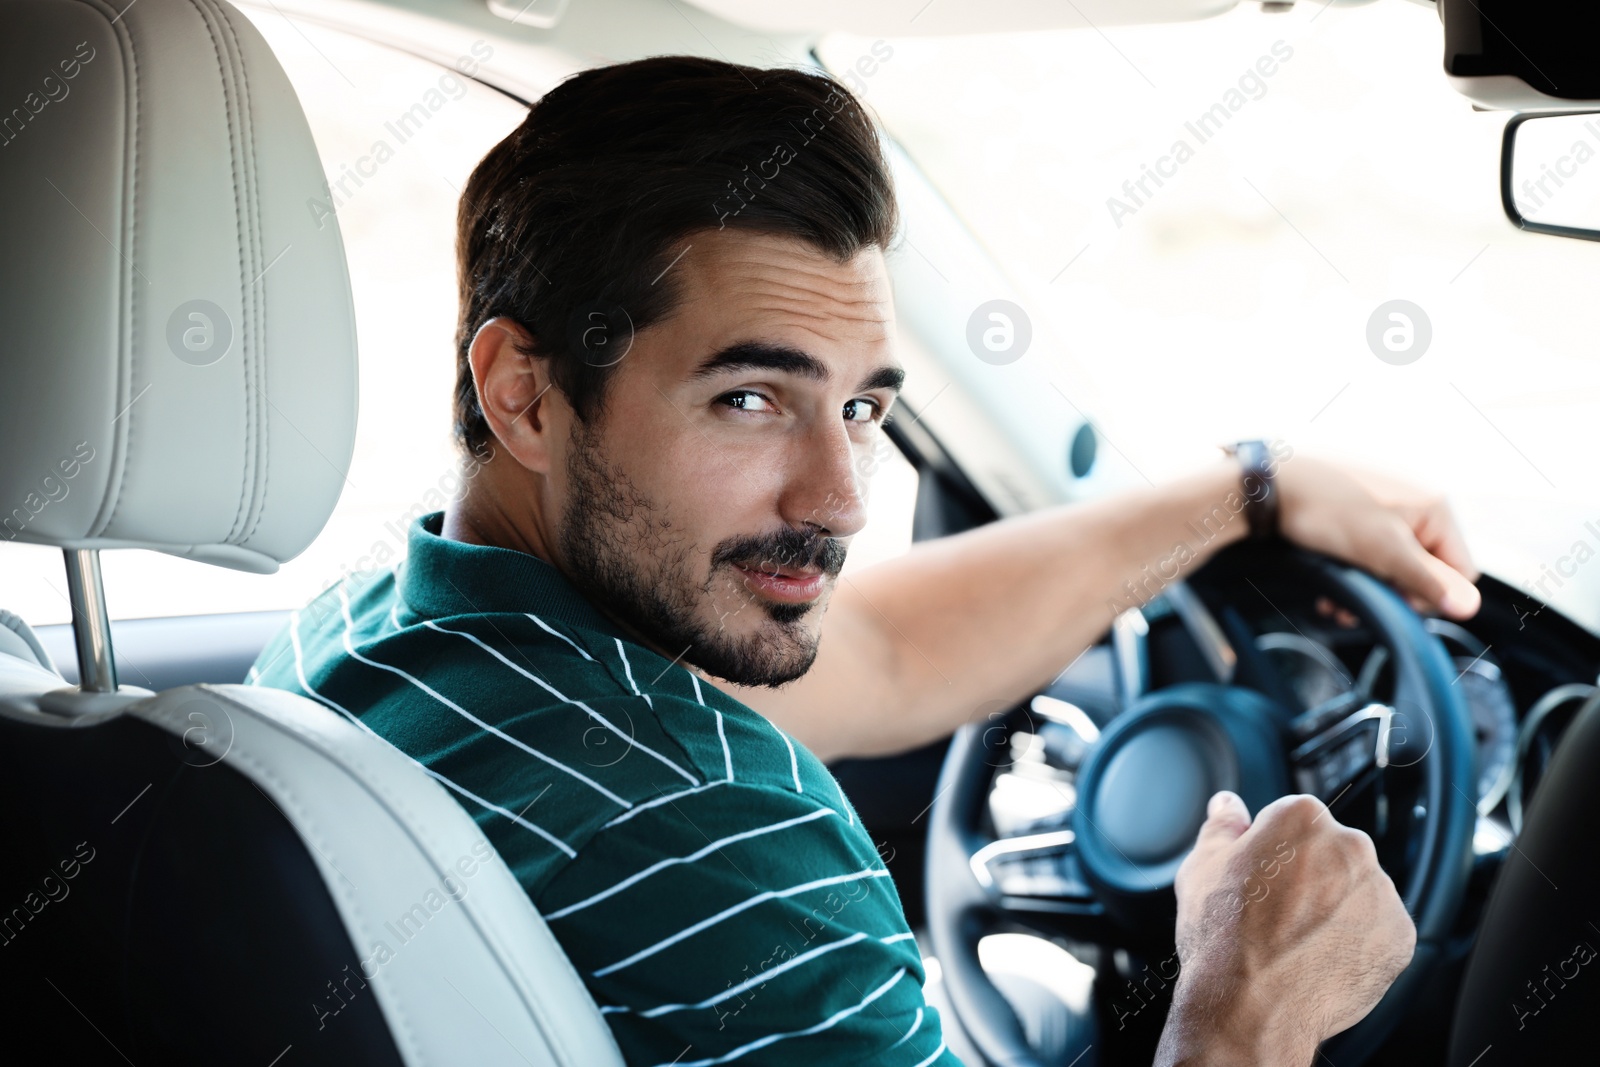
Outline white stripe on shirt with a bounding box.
[653,968,910,1067]
[427,621,697,785]
[600,780,729,830]
[545,808,835,920]
[689,674,736,782]
[607,929,918,1020]
[290,610,576,857]
[887,1007,923,1051]
[335,587,633,808]
[716,710,734,782]
[594,868,892,978]
[615,638,654,710]
[778,728,802,793]
[637,931,869,1018]
[526,613,595,660]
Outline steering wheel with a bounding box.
[925,546,1476,1067]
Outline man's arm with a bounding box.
[726,450,1481,761]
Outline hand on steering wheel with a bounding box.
[1159,790,1416,1064]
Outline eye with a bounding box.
[719,390,776,414]
[843,398,881,424]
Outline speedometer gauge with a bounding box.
[1426,620,1519,812]
[1358,619,1521,813]
[1458,656,1518,813]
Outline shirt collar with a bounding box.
[398,512,626,639]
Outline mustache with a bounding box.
[711,527,848,578]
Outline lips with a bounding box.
[732,562,829,604]
[711,528,847,608]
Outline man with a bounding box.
[253,55,1478,1066]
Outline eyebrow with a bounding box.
[689,341,905,394]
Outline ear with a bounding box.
[468,317,567,475]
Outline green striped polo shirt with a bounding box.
[249,511,958,1067]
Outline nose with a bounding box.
[778,419,870,539]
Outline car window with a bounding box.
[0,18,918,625]
[821,2,1600,634]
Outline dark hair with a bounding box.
[452,55,899,454]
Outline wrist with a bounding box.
[1174,457,1255,559]
[1156,967,1319,1067]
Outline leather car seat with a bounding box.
[1447,691,1600,1065]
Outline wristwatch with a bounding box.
[1222,439,1280,540]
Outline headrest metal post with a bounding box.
[62,549,117,693]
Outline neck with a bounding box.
[441,454,557,564]
[441,460,686,666]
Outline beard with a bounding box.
[556,419,848,688]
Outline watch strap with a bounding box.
[1225,439,1280,540]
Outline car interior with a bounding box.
[2,0,1598,1064]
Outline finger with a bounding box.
[1411,500,1480,584]
[1421,552,1481,619]
[1193,790,1252,850]
[1378,522,1481,619]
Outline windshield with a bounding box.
[821,1,1600,634]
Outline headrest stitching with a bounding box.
[214,2,272,548]
[84,0,140,538]
[184,0,256,547]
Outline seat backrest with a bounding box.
[0,657,407,1063]
[0,657,624,1064]
[0,1,623,1062]
[1447,692,1600,1065]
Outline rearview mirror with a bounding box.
[1501,112,1600,241]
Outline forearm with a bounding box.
[745,456,1253,759]
[1156,968,1318,1067]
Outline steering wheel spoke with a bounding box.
[971,829,1091,900]
[1288,692,1395,804]
[968,828,1114,946]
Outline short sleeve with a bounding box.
[536,781,960,1067]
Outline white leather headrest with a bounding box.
[0,0,357,573]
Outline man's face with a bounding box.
[553,228,901,687]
